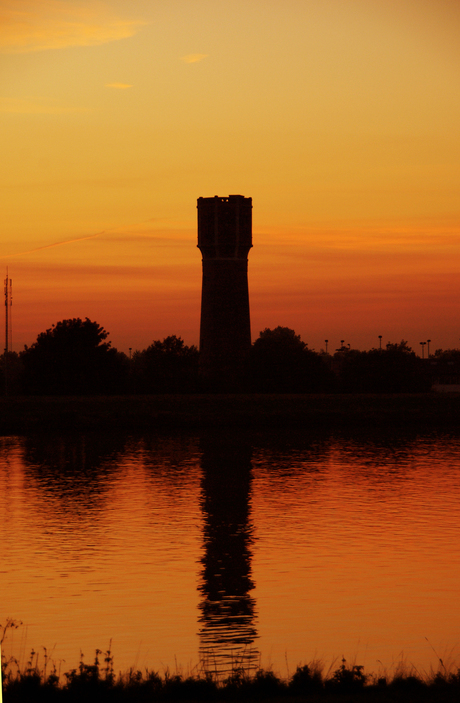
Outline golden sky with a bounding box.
[2,0,460,354]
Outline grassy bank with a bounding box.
[0,393,460,434]
[2,645,460,702]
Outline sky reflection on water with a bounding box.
[0,429,459,677]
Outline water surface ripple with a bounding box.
[0,430,459,677]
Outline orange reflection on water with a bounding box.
[251,436,460,674]
[1,431,460,679]
[0,435,203,673]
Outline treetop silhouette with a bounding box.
[21,317,123,395]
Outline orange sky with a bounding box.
[1,0,460,354]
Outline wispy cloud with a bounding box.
[0,96,89,114]
[181,53,208,64]
[0,0,146,54]
[0,232,105,259]
[0,217,192,260]
[12,261,187,280]
[105,83,133,89]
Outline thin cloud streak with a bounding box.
[105,83,133,89]
[0,231,105,259]
[0,0,145,54]
[181,53,208,63]
[13,261,195,281]
[0,217,190,259]
[0,97,89,114]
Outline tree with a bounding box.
[385,340,413,354]
[250,326,334,392]
[0,351,24,395]
[21,318,125,395]
[434,348,460,362]
[429,348,460,387]
[337,341,431,393]
[131,335,199,393]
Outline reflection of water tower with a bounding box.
[197,195,252,388]
[198,432,258,676]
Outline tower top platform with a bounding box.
[197,194,252,203]
[197,195,252,260]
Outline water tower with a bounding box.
[197,195,252,389]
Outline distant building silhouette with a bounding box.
[197,195,252,388]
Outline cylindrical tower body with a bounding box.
[197,195,252,389]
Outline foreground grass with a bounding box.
[3,645,460,703]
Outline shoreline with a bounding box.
[0,392,459,433]
[2,644,460,702]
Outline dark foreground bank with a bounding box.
[3,650,460,703]
[0,393,460,434]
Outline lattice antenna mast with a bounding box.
[4,268,12,354]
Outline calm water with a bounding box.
[1,429,460,678]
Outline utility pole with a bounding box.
[4,269,12,396]
[4,269,12,354]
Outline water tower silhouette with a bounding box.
[197,195,252,389]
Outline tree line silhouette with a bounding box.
[1,317,458,395]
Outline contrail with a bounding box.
[0,216,163,261]
[0,231,105,259]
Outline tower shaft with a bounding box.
[197,195,252,388]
